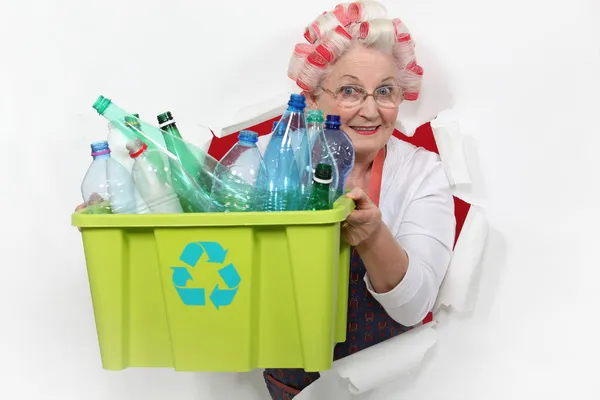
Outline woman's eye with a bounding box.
[340,86,358,96]
[376,86,392,96]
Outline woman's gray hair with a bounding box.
[287,1,423,101]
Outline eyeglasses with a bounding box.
[319,84,404,109]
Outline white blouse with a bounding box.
[257,134,456,327]
[368,136,456,326]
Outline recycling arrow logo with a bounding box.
[171,241,241,309]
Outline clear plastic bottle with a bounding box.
[272,94,312,209]
[107,113,139,173]
[323,115,355,200]
[81,140,138,214]
[211,130,267,212]
[126,137,183,214]
[307,109,339,206]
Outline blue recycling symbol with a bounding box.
[170,241,241,309]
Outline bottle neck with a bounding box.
[308,121,324,131]
[313,176,332,187]
[160,120,182,139]
[92,151,111,160]
[238,140,257,147]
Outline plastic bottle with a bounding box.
[260,112,302,212]
[156,111,205,213]
[305,163,333,211]
[92,95,218,212]
[81,140,138,214]
[107,113,140,172]
[273,94,312,209]
[126,137,183,214]
[211,130,267,212]
[306,109,339,206]
[323,115,354,200]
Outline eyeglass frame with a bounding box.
[317,84,405,109]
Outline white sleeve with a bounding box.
[364,159,456,326]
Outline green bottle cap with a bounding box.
[307,109,324,123]
[314,163,332,182]
[93,95,112,115]
[157,111,174,125]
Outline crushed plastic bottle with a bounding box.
[80,140,139,214]
[211,130,267,212]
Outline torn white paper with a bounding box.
[430,110,472,187]
[434,206,488,313]
[333,322,438,395]
[293,323,438,399]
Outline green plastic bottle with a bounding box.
[307,109,340,207]
[156,111,205,213]
[305,163,333,211]
[92,95,217,212]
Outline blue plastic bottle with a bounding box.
[80,141,139,214]
[260,108,302,211]
[211,130,268,212]
[273,94,313,209]
[322,115,355,199]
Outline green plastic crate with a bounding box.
[71,197,354,372]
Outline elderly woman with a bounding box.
[261,1,456,399]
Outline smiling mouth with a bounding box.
[349,125,381,135]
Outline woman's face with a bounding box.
[309,45,401,161]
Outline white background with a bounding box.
[1,0,599,399]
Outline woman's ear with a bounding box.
[303,91,319,109]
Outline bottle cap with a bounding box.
[90,140,111,157]
[325,114,341,129]
[288,93,306,111]
[157,111,174,126]
[314,163,333,184]
[126,137,148,159]
[238,130,258,143]
[93,95,112,115]
[307,109,324,123]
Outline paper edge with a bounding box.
[433,206,489,313]
[430,109,472,187]
[334,322,438,395]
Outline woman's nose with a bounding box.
[358,96,379,120]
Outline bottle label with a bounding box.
[313,176,333,184]
[159,120,176,129]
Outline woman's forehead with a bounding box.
[327,46,398,86]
